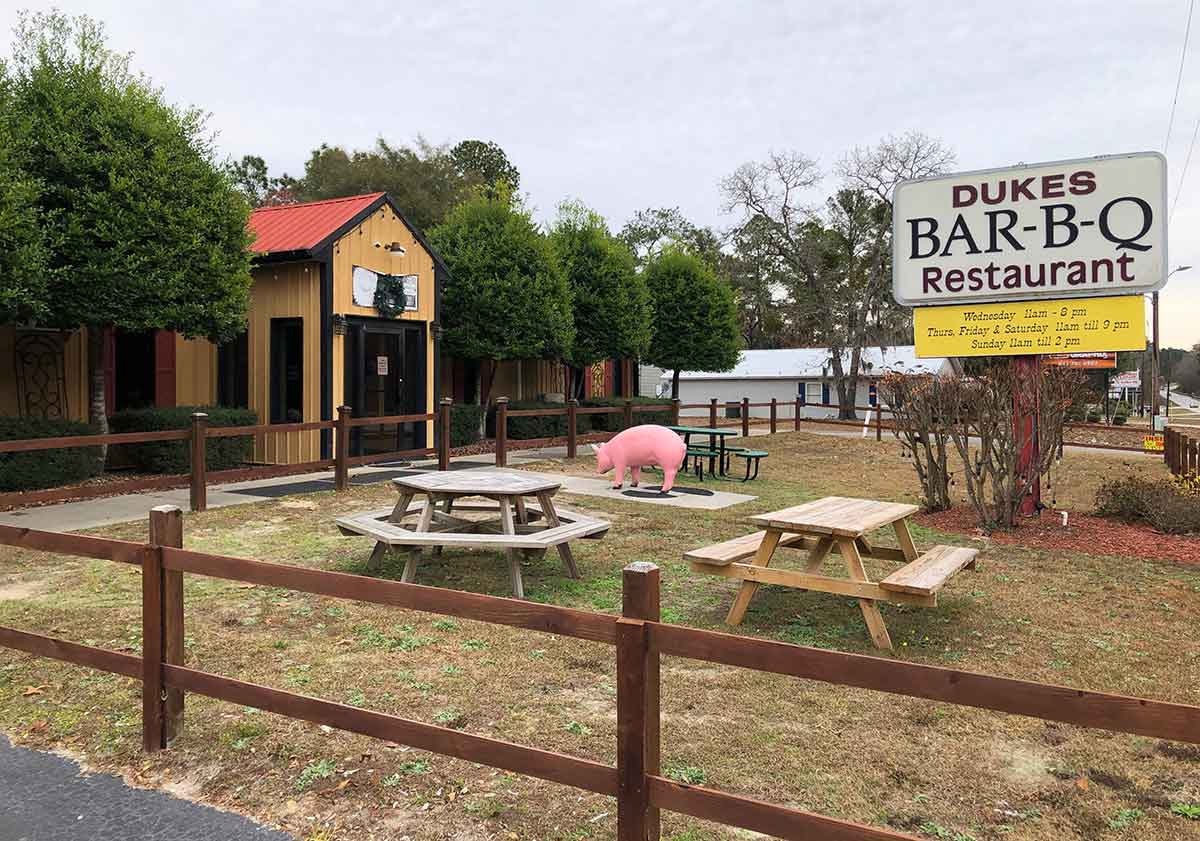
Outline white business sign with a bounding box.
[892,152,1167,306]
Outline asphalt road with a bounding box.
[0,735,291,841]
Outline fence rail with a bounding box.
[0,511,1196,840]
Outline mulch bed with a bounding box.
[916,506,1200,565]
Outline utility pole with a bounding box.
[1152,267,1192,425]
[1152,291,1161,419]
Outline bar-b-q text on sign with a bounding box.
[892,152,1167,307]
[913,295,1145,359]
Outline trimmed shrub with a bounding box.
[0,417,103,492]
[449,404,484,448]
[582,396,673,432]
[1095,474,1200,534]
[489,400,585,440]
[108,405,258,474]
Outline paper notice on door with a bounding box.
[376,356,388,376]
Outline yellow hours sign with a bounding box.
[913,295,1145,358]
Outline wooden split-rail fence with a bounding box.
[1164,426,1199,476]
[0,396,1167,514]
[0,509,1197,840]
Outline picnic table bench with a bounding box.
[686,496,978,650]
[336,470,609,598]
[668,425,768,481]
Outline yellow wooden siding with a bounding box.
[175,336,216,406]
[490,360,565,401]
[330,205,437,447]
[0,326,89,422]
[248,262,322,463]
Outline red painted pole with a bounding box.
[1013,355,1041,516]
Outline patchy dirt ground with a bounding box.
[0,430,1197,840]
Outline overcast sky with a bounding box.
[5,0,1200,350]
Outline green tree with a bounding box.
[451,139,520,195]
[7,12,253,440]
[643,249,741,398]
[0,63,48,322]
[226,154,293,208]
[619,207,722,271]
[283,137,519,232]
[429,191,573,405]
[550,201,650,398]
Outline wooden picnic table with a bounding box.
[335,470,609,598]
[667,425,739,477]
[686,496,978,650]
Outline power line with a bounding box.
[1171,112,1200,222]
[1161,0,1190,151]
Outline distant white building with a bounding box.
[655,346,951,419]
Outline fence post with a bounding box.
[189,412,208,513]
[769,398,777,434]
[741,397,750,438]
[623,399,634,431]
[334,406,351,491]
[671,398,680,426]
[709,398,718,429]
[876,407,883,442]
[148,505,184,746]
[495,397,509,468]
[567,399,579,459]
[1165,428,1172,467]
[794,396,802,431]
[438,398,452,471]
[1182,433,1191,476]
[622,562,660,840]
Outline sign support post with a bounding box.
[1012,355,1041,516]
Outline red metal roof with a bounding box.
[247,192,384,254]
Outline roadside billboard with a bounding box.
[893,152,1167,307]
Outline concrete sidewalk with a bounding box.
[0,443,756,533]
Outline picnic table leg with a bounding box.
[389,492,414,523]
[366,541,390,573]
[498,496,524,598]
[725,529,781,625]
[401,494,438,583]
[514,496,528,524]
[892,519,919,562]
[538,491,580,579]
[838,537,893,651]
[433,495,453,558]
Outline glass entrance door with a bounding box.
[345,320,426,458]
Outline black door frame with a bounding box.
[344,317,427,457]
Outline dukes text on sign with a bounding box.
[892,153,1167,306]
[913,295,1145,358]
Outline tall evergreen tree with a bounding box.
[550,201,650,399]
[644,249,741,399]
[429,191,573,405]
[6,11,254,438]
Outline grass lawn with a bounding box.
[0,429,1198,840]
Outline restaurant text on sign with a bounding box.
[892,153,1167,306]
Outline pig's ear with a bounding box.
[589,444,601,455]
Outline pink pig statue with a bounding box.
[591,424,687,492]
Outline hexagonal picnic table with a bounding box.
[335,470,610,598]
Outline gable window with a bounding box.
[270,318,304,423]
